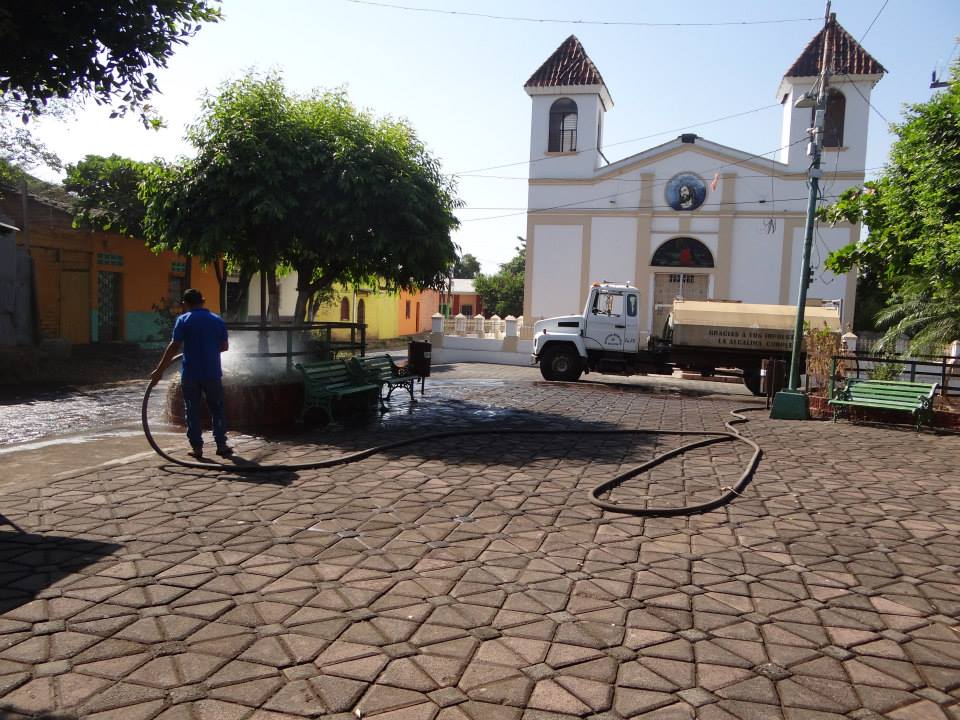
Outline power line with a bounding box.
[841,73,889,124]
[460,136,814,221]
[859,0,889,42]
[458,166,886,182]
[346,0,820,28]
[460,194,846,222]
[451,103,781,176]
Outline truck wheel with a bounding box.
[540,347,582,382]
[743,370,763,396]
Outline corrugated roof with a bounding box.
[785,13,885,78]
[525,35,607,89]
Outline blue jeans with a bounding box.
[181,377,227,449]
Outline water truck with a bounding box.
[532,282,841,395]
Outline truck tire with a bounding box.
[743,370,763,396]
[540,346,583,382]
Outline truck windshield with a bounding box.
[592,291,624,316]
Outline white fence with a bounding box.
[430,313,539,366]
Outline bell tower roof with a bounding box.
[525,35,613,109]
[784,13,886,78]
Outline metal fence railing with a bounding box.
[830,352,960,399]
[225,322,366,371]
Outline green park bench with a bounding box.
[829,378,938,431]
[295,360,378,424]
[348,354,424,411]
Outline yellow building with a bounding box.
[248,273,426,341]
[315,286,426,340]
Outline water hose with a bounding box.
[141,370,763,517]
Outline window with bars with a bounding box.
[548,98,578,152]
[817,89,845,148]
[96,253,124,266]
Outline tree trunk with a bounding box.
[213,258,227,315]
[235,267,252,322]
[267,268,280,322]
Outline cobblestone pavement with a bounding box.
[0,367,958,719]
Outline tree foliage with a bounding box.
[474,240,525,317]
[0,0,221,122]
[141,73,460,323]
[452,253,481,279]
[822,60,960,352]
[0,96,69,186]
[64,154,154,236]
[823,62,960,295]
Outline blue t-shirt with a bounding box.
[172,308,228,381]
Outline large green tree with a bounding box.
[141,73,460,323]
[823,60,960,352]
[64,154,154,236]
[474,240,525,317]
[453,253,481,279]
[0,0,221,122]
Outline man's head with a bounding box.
[182,289,205,308]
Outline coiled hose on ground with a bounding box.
[141,370,763,518]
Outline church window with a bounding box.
[340,297,349,320]
[548,98,578,152]
[651,238,715,268]
[820,89,845,148]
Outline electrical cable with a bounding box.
[141,366,764,518]
[345,0,818,28]
[452,103,782,176]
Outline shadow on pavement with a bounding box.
[0,530,121,616]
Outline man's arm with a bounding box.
[150,340,183,384]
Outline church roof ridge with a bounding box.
[785,13,886,78]
[524,35,610,93]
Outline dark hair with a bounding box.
[182,288,204,305]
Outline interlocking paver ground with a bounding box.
[0,363,958,719]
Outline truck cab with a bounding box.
[533,282,649,381]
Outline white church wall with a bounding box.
[807,224,851,309]
[822,79,874,173]
[589,217,637,284]
[528,94,603,179]
[530,224,584,317]
[729,219,784,303]
[651,218,680,234]
[528,180,642,212]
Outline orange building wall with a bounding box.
[397,289,424,336]
[0,193,220,345]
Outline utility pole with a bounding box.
[771,1,832,420]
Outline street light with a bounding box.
[770,4,832,421]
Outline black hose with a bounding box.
[141,369,763,517]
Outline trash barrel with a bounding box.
[408,340,432,378]
[761,358,787,399]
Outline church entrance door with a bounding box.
[652,272,709,338]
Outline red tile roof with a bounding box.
[785,14,885,78]
[525,35,608,89]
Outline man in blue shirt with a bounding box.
[151,289,232,458]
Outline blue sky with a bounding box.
[29,0,960,273]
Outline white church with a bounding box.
[521,15,884,336]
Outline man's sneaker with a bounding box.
[216,445,234,457]
[188,446,203,459]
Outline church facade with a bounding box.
[522,16,884,340]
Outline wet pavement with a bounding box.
[0,364,958,719]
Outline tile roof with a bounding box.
[785,13,885,78]
[525,35,608,89]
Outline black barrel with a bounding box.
[408,340,432,378]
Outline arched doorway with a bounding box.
[651,237,714,335]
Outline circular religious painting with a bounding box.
[665,173,707,212]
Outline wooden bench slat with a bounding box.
[830,378,938,431]
[295,359,378,423]
[348,354,425,410]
